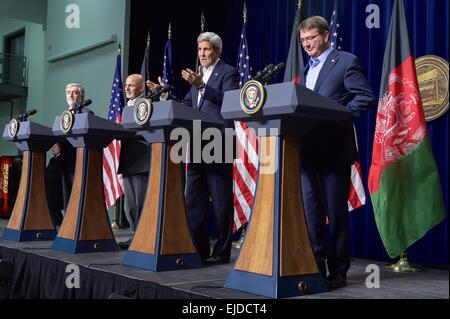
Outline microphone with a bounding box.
[17,109,37,121]
[72,99,92,113]
[253,64,275,81]
[149,85,173,101]
[260,62,286,84]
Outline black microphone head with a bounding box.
[274,62,286,72]
[81,99,92,107]
[28,109,37,116]
[263,64,275,73]
[254,63,275,81]
[161,84,173,93]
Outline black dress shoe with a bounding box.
[203,256,230,265]
[327,274,347,289]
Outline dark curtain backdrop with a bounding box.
[130,0,449,266]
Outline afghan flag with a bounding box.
[368,0,446,258]
[283,1,304,83]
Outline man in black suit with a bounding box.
[298,16,374,288]
[118,74,151,233]
[180,32,239,264]
[45,143,64,226]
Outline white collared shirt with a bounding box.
[306,46,333,90]
[198,58,220,105]
[127,94,144,106]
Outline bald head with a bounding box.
[125,74,145,100]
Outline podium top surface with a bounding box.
[221,82,352,122]
[3,121,56,142]
[52,112,133,138]
[122,100,224,130]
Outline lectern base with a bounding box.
[2,228,57,242]
[52,237,118,254]
[122,250,203,272]
[225,269,327,298]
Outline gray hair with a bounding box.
[197,32,223,53]
[65,83,85,99]
[299,16,330,34]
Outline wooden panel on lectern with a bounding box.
[235,136,275,276]
[24,152,53,230]
[161,145,196,255]
[7,151,29,230]
[129,143,161,253]
[280,137,319,276]
[80,149,113,240]
[58,148,84,240]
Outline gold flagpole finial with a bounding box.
[201,12,206,32]
[168,23,172,39]
[118,42,121,54]
[298,0,303,11]
[243,1,247,23]
[146,31,150,47]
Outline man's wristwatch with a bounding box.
[197,81,206,91]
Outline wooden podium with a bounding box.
[221,82,352,298]
[51,112,132,253]
[2,121,57,241]
[121,100,224,271]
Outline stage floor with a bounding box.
[0,226,448,299]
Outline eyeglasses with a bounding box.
[299,33,321,44]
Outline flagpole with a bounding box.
[232,1,249,250]
[201,12,205,32]
[387,252,420,272]
[110,41,122,231]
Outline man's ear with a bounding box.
[323,31,330,43]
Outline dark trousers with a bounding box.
[301,164,351,278]
[185,163,233,261]
[123,173,148,231]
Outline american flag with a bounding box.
[329,2,343,51]
[233,4,258,233]
[163,23,173,89]
[329,0,366,211]
[102,52,125,209]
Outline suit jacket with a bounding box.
[182,60,239,164]
[118,95,150,175]
[117,136,150,175]
[182,59,240,124]
[300,48,374,169]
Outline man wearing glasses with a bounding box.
[298,16,374,289]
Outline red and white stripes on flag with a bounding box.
[348,126,366,211]
[103,138,124,208]
[102,52,125,209]
[233,121,258,233]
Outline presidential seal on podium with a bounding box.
[415,55,449,121]
[60,109,74,134]
[134,98,153,126]
[8,118,19,139]
[240,80,266,115]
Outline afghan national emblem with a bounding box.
[415,55,449,121]
[60,109,74,134]
[240,80,266,115]
[134,98,152,126]
[8,118,19,139]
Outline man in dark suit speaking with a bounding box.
[298,16,374,288]
[181,32,239,264]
